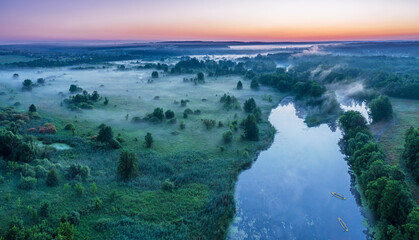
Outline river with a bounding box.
[228,100,368,240]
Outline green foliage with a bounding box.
[403,126,419,182]
[66,164,91,181]
[90,182,98,194]
[222,131,233,143]
[0,129,36,162]
[117,151,139,180]
[18,176,37,190]
[56,222,75,240]
[197,72,205,81]
[165,110,175,119]
[250,79,259,89]
[236,80,243,90]
[202,119,216,129]
[69,84,82,93]
[339,110,417,239]
[28,104,37,113]
[161,179,175,191]
[152,107,164,121]
[74,182,85,196]
[145,133,153,148]
[97,125,120,149]
[151,71,159,78]
[219,94,240,110]
[243,98,257,113]
[369,95,393,122]
[39,201,50,218]
[22,79,33,91]
[46,168,59,187]
[103,97,109,105]
[179,120,185,130]
[94,197,103,209]
[244,114,259,141]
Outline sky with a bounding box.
[1,0,419,42]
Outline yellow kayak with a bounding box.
[331,192,346,200]
[338,217,349,232]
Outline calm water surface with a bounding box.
[229,101,367,240]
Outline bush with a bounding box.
[403,127,419,182]
[67,211,80,225]
[145,133,153,148]
[152,108,164,121]
[197,72,205,81]
[165,110,175,119]
[74,182,85,196]
[39,201,50,218]
[117,151,139,180]
[18,176,36,190]
[180,120,185,130]
[97,125,113,143]
[243,98,257,113]
[46,168,59,187]
[369,95,393,122]
[69,84,82,93]
[236,80,243,90]
[94,197,103,209]
[67,164,91,181]
[222,131,233,143]
[151,71,159,78]
[29,104,37,113]
[250,79,259,89]
[244,114,259,141]
[22,79,33,91]
[161,179,174,191]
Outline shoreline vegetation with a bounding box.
[0,41,419,239]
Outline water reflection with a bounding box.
[229,102,367,240]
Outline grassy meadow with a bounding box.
[0,63,285,239]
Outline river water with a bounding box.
[228,100,367,240]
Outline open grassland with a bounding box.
[0,65,285,239]
[371,97,419,204]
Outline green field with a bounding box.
[0,65,285,239]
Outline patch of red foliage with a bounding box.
[38,123,57,134]
[27,128,37,133]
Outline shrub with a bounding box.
[222,131,233,143]
[29,104,37,113]
[161,179,174,191]
[244,114,259,141]
[67,211,80,225]
[97,125,113,143]
[197,72,205,81]
[250,79,259,89]
[152,108,164,121]
[69,84,82,93]
[369,95,393,122]
[151,71,159,78]
[22,79,33,91]
[202,119,216,129]
[90,182,98,194]
[18,176,37,190]
[94,197,103,209]
[74,182,85,196]
[39,201,50,219]
[180,120,185,130]
[67,164,91,181]
[243,98,257,113]
[117,151,139,180]
[236,80,243,90]
[145,133,153,148]
[165,110,175,119]
[35,165,48,178]
[46,168,59,187]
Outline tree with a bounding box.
[197,72,205,81]
[46,168,59,187]
[39,201,50,218]
[22,79,33,91]
[236,80,243,90]
[103,97,109,105]
[244,114,259,141]
[29,104,37,113]
[97,125,113,143]
[338,110,369,140]
[90,91,100,101]
[165,110,175,119]
[117,151,138,180]
[369,95,393,122]
[151,71,159,78]
[145,132,153,148]
[378,180,413,225]
[250,79,259,90]
[69,84,82,93]
[152,108,164,121]
[222,131,233,143]
[243,98,257,113]
[403,127,419,182]
[56,222,75,240]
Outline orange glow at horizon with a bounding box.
[0,0,418,42]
